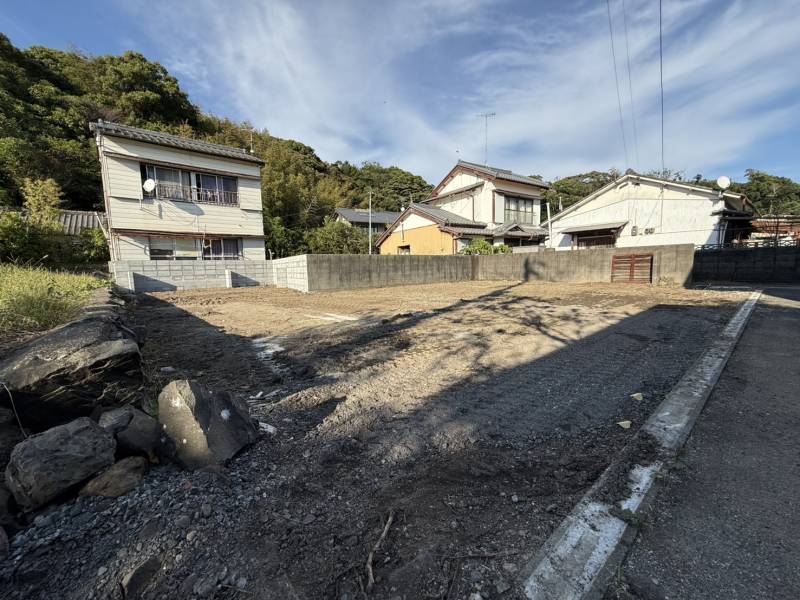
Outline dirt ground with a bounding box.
[1,281,747,600]
[124,282,743,600]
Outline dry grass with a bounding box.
[0,264,107,338]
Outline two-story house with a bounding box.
[90,120,266,262]
[377,160,549,255]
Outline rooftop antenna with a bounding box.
[477,112,496,165]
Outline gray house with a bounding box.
[334,207,400,237]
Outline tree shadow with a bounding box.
[1,282,741,600]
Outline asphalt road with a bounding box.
[612,287,800,600]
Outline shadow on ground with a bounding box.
[1,283,740,600]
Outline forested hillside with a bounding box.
[0,34,431,255]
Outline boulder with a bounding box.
[157,380,257,470]
[4,418,116,510]
[0,309,142,429]
[0,408,24,470]
[80,456,148,498]
[99,406,161,460]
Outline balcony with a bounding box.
[146,182,239,207]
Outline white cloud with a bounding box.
[124,0,800,183]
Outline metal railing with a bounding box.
[696,238,800,251]
[146,182,239,207]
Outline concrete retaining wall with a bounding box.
[305,255,472,292]
[110,243,695,293]
[474,244,694,285]
[693,245,800,282]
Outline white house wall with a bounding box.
[403,213,437,230]
[99,138,264,246]
[101,137,261,178]
[551,180,726,249]
[432,168,545,228]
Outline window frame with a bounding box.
[503,195,536,225]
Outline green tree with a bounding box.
[21,177,62,225]
[304,218,368,254]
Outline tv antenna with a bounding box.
[477,112,496,165]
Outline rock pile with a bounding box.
[0,289,262,578]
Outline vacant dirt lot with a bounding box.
[3,282,746,599]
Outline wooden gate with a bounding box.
[611,253,653,283]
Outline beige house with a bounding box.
[378,160,549,254]
[544,174,752,250]
[90,121,266,261]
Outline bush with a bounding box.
[458,239,511,255]
[305,217,369,254]
[75,228,110,263]
[0,264,107,337]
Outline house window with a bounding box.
[504,196,536,225]
[148,237,200,260]
[141,164,238,206]
[397,245,411,255]
[202,238,242,260]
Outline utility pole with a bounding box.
[478,112,496,165]
[546,202,553,249]
[368,190,373,255]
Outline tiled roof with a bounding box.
[457,160,550,189]
[334,207,400,225]
[422,181,484,203]
[411,203,486,227]
[57,210,105,235]
[89,120,265,165]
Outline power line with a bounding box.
[659,0,665,176]
[621,0,640,169]
[606,0,629,169]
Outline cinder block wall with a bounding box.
[109,244,694,293]
[693,246,800,282]
[109,260,275,292]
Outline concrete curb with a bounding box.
[521,290,762,600]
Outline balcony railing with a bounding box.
[146,182,239,207]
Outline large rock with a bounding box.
[4,418,116,510]
[157,380,257,470]
[99,406,161,460]
[0,299,142,429]
[80,456,148,498]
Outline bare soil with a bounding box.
[2,282,746,599]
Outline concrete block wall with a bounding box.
[269,255,309,293]
[110,259,274,292]
[474,244,694,286]
[305,255,472,292]
[693,246,800,282]
[110,244,695,294]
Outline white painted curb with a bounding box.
[522,290,762,600]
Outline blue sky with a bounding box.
[3,0,800,185]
